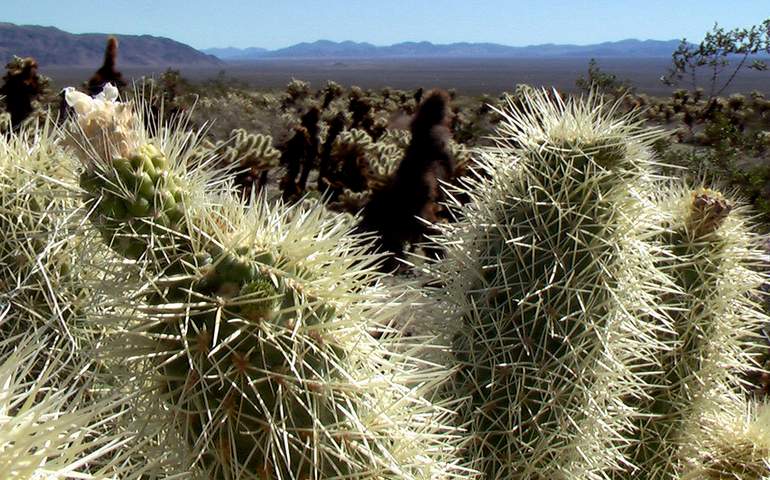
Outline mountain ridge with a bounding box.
[204,38,684,60]
[0,23,222,67]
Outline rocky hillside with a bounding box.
[0,23,222,67]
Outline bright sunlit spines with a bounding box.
[432,88,675,479]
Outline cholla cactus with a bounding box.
[0,119,102,350]
[0,110,196,479]
[325,128,372,194]
[330,188,372,212]
[223,128,280,170]
[629,184,770,478]
[366,141,403,187]
[195,128,281,196]
[376,129,470,177]
[284,78,311,106]
[87,37,127,96]
[379,128,411,150]
[65,84,464,479]
[433,89,671,478]
[321,80,344,109]
[334,128,373,153]
[0,56,48,129]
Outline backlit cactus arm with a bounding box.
[641,185,770,478]
[433,89,673,478]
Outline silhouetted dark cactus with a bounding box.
[0,56,45,129]
[358,89,455,271]
[87,37,126,96]
[318,111,347,193]
[279,107,320,200]
[297,107,320,190]
[321,80,344,109]
[413,87,424,105]
[349,88,375,133]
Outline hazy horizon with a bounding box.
[2,1,766,50]
[202,38,681,52]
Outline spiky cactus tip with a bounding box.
[64,83,213,263]
[432,89,672,479]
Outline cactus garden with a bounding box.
[1,12,770,480]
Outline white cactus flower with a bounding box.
[64,83,142,164]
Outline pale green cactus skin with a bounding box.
[80,143,188,260]
[434,90,673,479]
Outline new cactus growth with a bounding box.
[433,89,671,478]
[64,84,463,479]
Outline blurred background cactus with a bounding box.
[0,56,49,130]
[87,37,127,96]
[194,128,281,198]
[359,90,457,271]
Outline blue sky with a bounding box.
[2,1,767,49]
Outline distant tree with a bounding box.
[576,58,633,95]
[662,19,770,99]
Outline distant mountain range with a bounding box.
[0,23,222,67]
[204,39,684,60]
[0,22,687,67]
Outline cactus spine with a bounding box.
[434,90,672,479]
[680,399,770,479]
